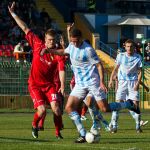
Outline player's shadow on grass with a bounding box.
[0,136,50,143]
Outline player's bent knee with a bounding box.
[100,107,108,112]
[65,105,69,113]
[37,106,46,116]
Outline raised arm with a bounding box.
[67,23,74,43]
[8,2,30,34]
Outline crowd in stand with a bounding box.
[0,0,61,62]
[136,42,150,65]
[0,0,150,65]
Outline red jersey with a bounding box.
[25,31,59,87]
[53,55,66,91]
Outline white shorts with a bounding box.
[116,80,139,101]
[70,84,106,101]
[83,93,94,105]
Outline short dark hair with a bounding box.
[70,28,82,38]
[125,39,135,46]
[45,29,56,37]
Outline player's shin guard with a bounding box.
[38,111,46,129]
[129,110,141,130]
[69,111,86,137]
[111,111,119,128]
[88,105,103,129]
[32,112,43,128]
[88,107,95,121]
[53,114,63,136]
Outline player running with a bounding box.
[44,26,140,143]
[109,39,144,133]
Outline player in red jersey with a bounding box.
[38,52,66,139]
[38,35,66,139]
[8,2,63,139]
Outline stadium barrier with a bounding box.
[0,62,149,109]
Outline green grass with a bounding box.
[0,111,150,150]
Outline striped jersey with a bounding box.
[116,52,142,80]
[65,41,100,86]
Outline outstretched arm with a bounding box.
[108,65,120,89]
[40,48,66,56]
[8,2,30,34]
[134,68,142,91]
[96,62,108,93]
[59,70,65,96]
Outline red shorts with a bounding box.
[28,85,58,109]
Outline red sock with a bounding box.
[53,114,62,136]
[38,111,46,128]
[81,105,88,116]
[32,112,42,128]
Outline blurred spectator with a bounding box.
[9,24,21,43]
[13,41,26,63]
[24,41,32,63]
[40,8,50,21]
[51,19,60,32]
[145,42,150,63]
[135,42,142,56]
[40,8,51,26]
[0,0,63,63]
[145,42,150,51]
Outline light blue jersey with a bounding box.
[116,52,142,81]
[65,41,100,86]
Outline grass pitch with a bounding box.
[0,110,150,150]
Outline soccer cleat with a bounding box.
[140,120,148,127]
[104,125,111,132]
[110,127,117,134]
[56,133,63,139]
[38,126,44,131]
[81,116,87,121]
[127,99,140,114]
[32,127,38,138]
[75,136,86,143]
[136,128,143,133]
[90,126,100,136]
